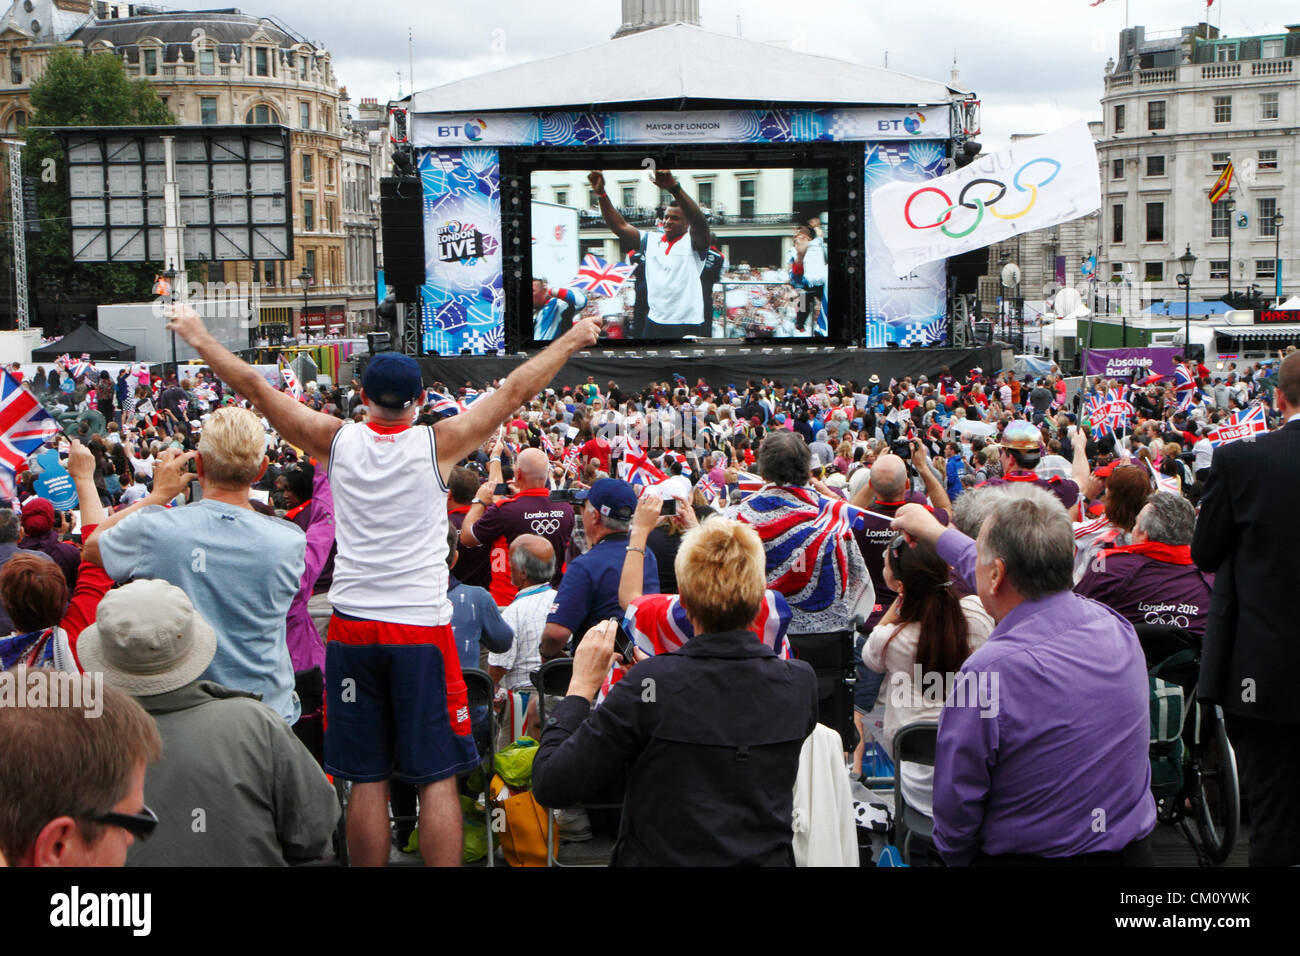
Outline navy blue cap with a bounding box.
[585,478,636,521]
[363,352,423,410]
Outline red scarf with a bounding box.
[1105,541,1194,565]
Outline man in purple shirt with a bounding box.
[1075,492,1213,638]
[894,484,1156,865]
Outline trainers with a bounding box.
[556,807,592,843]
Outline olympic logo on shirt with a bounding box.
[1143,611,1191,629]
[531,518,562,535]
[902,158,1063,239]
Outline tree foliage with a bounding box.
[21,49,176,320]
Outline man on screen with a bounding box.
[788,219,828,335]
[587,167,711,339]
[532,277,588,342]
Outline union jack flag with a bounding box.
[735,485,865,614]
[1209,403,1268,447]
[539,431,556,456]
[695,474,721,504]
[1173,363,1197,412]
[623,591,794,661]
[0,371,60,478]
[279,363,302,401]
[69,355,96,380]
[561,444,582,475]
[1144,457,1181,495]
[569,254,635,298]
[619,437,667,488]
[733,469,765,494]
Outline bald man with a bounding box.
[490,535,557,694]
[461,447,574,606]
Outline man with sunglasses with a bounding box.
[0,668,162,867]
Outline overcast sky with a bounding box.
[255,0,1295,149]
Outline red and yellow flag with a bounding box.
[1209,160,1234,204]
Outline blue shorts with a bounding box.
[323,615,479,785]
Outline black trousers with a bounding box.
[1225,712,1300,866]
[972,832,1154,867]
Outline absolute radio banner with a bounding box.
[411,107,951,148]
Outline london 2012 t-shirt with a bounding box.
[468,488,574,606]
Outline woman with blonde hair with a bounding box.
[533,516,818,866]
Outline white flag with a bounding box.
[870,122,1101,278]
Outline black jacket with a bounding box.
[1192,418,1300,723]
[532,630,818,866]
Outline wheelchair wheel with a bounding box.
[1190,704,1239,865]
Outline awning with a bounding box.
[1212,324,1300,339]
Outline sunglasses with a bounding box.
[86,805,158,842]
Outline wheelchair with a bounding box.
[1136,623,1240,865]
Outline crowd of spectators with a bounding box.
[2,319,1298,869]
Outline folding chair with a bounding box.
[891,721,939,866]
[786,631,858,751]
[530,658,619,866]
[462,666,496,867]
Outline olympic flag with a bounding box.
[869,123,1102,278]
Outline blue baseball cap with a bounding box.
[362,352,423,410]
[585,478,636,522]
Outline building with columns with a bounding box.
[613,0,699,38]
[0,1,379,337]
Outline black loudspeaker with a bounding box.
[948,246,989,295]
[787,631,858,751]
[380,176,425,302]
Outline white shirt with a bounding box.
[1193,437,1214,472]
[636,227,705,326]
[491,585,555,691]
[327,421,452,626]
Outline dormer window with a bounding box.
[254,46,269,77]
[199,48,215,75]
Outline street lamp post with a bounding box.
[163,262,179,383]
[298,268,313,343]
[1224,196,1235,300]
[1178,244,1197,362]
[1274,212,1285,303]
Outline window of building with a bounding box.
[325,158,334,186]
[696,180,714,209]
[1260,91,1280,121]
[1144,262,1164,282]
[304,250,315,279]
[303,198,314,231]
[200,97,217,125]
[1211,152,1230,171]
[301,154,313,183]
[299,101,311,129]
[738,178,756,218]
[262,261,275,285]
[1262,39,1284,58]
[326,201,335,232]
[245,104,277,124]
[199,48,215,75]
[1145,202,1164,242]
[1146,155,1166,177]
[620,185,635,209]
[1209,260,1229,280]
[1216,45,1235,62]
[1213,96,1232,124]
[1113,104,1125,132]
[1259,149,1279,171]
[554,189,567,206]
[1112,203,1124,243]
[586,187,597,208]
[1211,200,1232,238]
[1256,259,1277,280]
[254,46,269,77]
[4,110,27,133]
[1259,197,1279,236]
[1147,100,1166,131]
[1110,263,1125,279]
[143,48,157,75]
[9,51,19,85]
[1112,158,1124,180]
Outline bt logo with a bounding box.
[435,118,486,141]
[877,112,926,135]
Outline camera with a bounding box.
[549,488,588,504]
[890,437,914,459]
[660,497,677,516]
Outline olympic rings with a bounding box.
[531,518,561,535]
[901,157,1066,235]
[903,186,953,230]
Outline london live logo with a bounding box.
[438,220,483,263]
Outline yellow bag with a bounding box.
[489,773,555,867]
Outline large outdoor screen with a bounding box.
[527,165,831,343]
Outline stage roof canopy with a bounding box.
[406,23,965,114]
